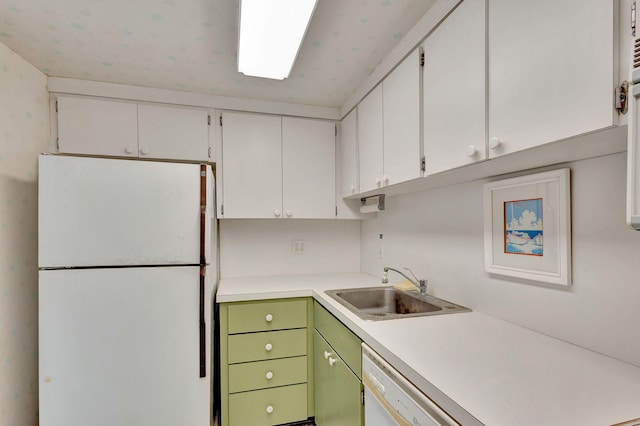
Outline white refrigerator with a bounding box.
[38,154,216,426]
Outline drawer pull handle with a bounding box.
[266,405,274,414]
[323,351,332,360]
[265,314,273,322]
[329,357,337,366]
[265,371,273,380]
[265,343,273,351]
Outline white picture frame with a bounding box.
[483,169,571,286]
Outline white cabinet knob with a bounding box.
[286,210,292,217]
[265,371,274,380]
[265,343,273,351]
[351,185,356,194]
[382,174,389,185]
[140,148,150,155]
[489,137,503,149]
[375,177,382,187]
[323,351,332,359]
[124,147,135,154]
[274,209,281,217]
[466,145,478,157]
[328,357,337,366]
[265,314,273,322]
[266,405,274,414]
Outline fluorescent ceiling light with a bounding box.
[238,0,318,80]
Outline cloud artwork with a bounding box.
[504,199,543,256]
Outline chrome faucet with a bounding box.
[382,266,428,294]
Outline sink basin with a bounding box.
[325,287,470,321]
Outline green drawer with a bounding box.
[228,356,307,393]
[227,298,307,334]
[314,302,362,379]
[228,383,308,426]
[228,328,307,364]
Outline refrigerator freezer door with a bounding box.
[39,155,203,268]
[39,267,213,426]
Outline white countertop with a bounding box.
[217,273,640,426]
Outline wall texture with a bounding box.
[219,219,360,278]
[0,42,50,426]
[361,151,640,368]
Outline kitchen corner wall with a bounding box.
[0,42,50,425]
[361,151,640,368]
[219,219,360,278]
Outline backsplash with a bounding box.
[361,152,640,368]
[219,219,360,278]
[0,41,50,425]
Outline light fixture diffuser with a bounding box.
[238,0,318,80]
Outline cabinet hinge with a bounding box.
[56,137,59,150]
[219,115,223,126]
[360,388,365,406]
[335,126,338,137]
[55,100,58,113]
[420,52,425,67]
[421,156,426,172]
[221,204,224,216]
[615,81,629,114]
[633,2,637,36]
[208,147,212,158]
[335,206,338,216]
[207,114,211,126]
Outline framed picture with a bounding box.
[483,169,571,286]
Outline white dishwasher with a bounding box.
[362,344,458,426]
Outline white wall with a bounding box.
[219,219,360,278]
[0,42,50,426]
[362,152,640,368]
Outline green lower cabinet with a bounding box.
[314,330,363,426]
[220,298,314,426]
[228,383,308,425]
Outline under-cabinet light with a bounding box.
[238,0,318,80]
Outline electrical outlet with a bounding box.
[292,240,305,254]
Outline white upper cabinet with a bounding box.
[219,112,336,219]
[358,85,384,193]
[57,96,138,158]
[220,112,283,219]
[383,48,422,185]
[56,96,210,162]
[338,109,358,198]
[488,0,617,157]
[137,104,209,161]
[358,49,422,194]
[282,117,336,219]
[423,0,486,175]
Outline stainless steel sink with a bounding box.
[325,287,470,321]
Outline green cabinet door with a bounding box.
[314,330,363,426]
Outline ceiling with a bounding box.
[0,0,435,108]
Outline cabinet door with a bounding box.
[314,331,363,426]
[221,112,282,218]
[358,85,384,193]
[282,117,336,219]
[488,0,616,157]
[57,96,138,157]
[138,104,209,161]
[423,0,486,175]
[383,48,422,185]
[338,109,358,198]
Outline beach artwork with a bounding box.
[504,198,543,256]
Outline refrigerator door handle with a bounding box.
[199,164,207,378]
[199,270,206,378]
